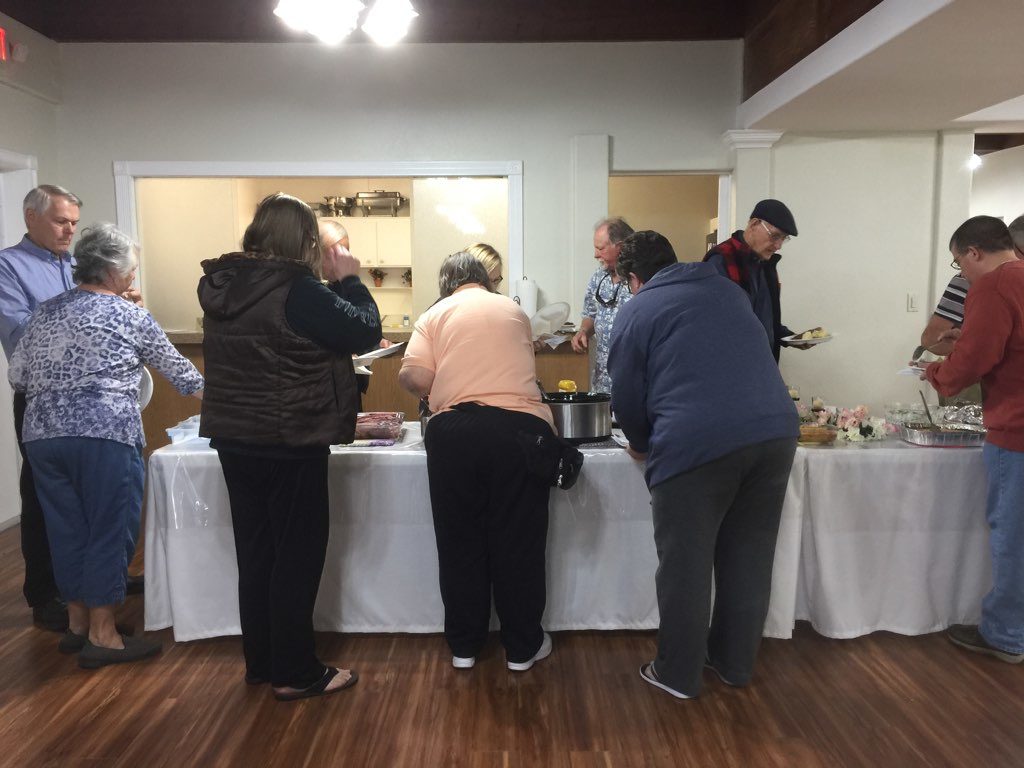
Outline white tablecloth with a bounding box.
[144,428,989,642]
[792,440,990,638]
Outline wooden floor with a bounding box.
[0,525,1022,767]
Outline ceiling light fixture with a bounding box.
[362,0,419,46]
[967,153,983,171]
[273,0,417,46]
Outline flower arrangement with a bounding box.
[401,268,412,287]
[798,403,892,442]
[368,267,387,286]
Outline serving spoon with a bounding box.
[919,390,938,429]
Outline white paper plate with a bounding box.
[530,302,571,338]
[138,367,153,409]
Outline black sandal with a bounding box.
[273,667,358,702]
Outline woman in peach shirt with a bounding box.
[399,252,555,673]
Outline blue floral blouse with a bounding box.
[8,289,204,447]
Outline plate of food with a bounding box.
[782,327,834,346]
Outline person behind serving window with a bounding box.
[608,230,799,699]
[465,242,504,291]
[199,193,382,701]
[399,252,556,673]
[8,223,203,668]
[571,217,634,392]
[924,215,1024,665]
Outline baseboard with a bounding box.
[0,514,20,533]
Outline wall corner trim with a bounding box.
[722,130,784,151]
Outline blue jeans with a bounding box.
[981,442,1024,654]
[25,437,143,607]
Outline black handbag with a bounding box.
[516,431,585,490]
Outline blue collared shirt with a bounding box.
[0,235,75,360]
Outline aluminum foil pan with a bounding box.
[899,423,986,447]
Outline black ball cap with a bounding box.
[750,199,798,237]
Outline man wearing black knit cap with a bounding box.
[703,199,804,361]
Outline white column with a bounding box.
[570,134,610,318]
[723,130,784,231]
[929,130,974,309]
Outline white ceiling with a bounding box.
[739,0,1024,132]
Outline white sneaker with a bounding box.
[507,632,552,672]
[639,662,693,699]
[452,655,476,669]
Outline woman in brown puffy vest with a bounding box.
[198,193,382,701]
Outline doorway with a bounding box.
[608,174,724,261]
[0,147,38,529]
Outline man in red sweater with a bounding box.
[925,215,1024,664]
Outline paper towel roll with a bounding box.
[514,278,538,318]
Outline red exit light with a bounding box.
[0,28,7,62]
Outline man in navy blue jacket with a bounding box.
[608,230,798,700]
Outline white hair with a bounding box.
[72,223,138,285]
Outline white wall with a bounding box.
[0,13,59,183]
[0,14,61,529]
[971,144,1024,224]
[55,41,741,316]
[411,177,508,316]
[771,132,972,415]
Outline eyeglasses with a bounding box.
[950,248,971,271]
[491,275,503,287]
[759,220,790,245]
[595,272,622,307]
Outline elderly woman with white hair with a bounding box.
[8,223,203,668]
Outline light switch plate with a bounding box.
[907,292,919,312]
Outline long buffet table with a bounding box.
[144,425,991,643]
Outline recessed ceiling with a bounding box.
[0,0,745,44]
[740,0,1024,132]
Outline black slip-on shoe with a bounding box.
[58,623,138,654]
[947,624,1024,664]
[79,635,162,669]
[33,597,69,633]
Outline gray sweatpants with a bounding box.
[650,436,797,696]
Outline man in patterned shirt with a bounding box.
[571,217,634,393]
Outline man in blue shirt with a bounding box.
[0,185,81,631]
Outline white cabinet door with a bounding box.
[376,218,412,267]
[337,217,378,265]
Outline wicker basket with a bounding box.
[799,424,838,445]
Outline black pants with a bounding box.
[216,448,330,688]
[650,436,797,696]
[13,392,58,608]
[424,404,553,663]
